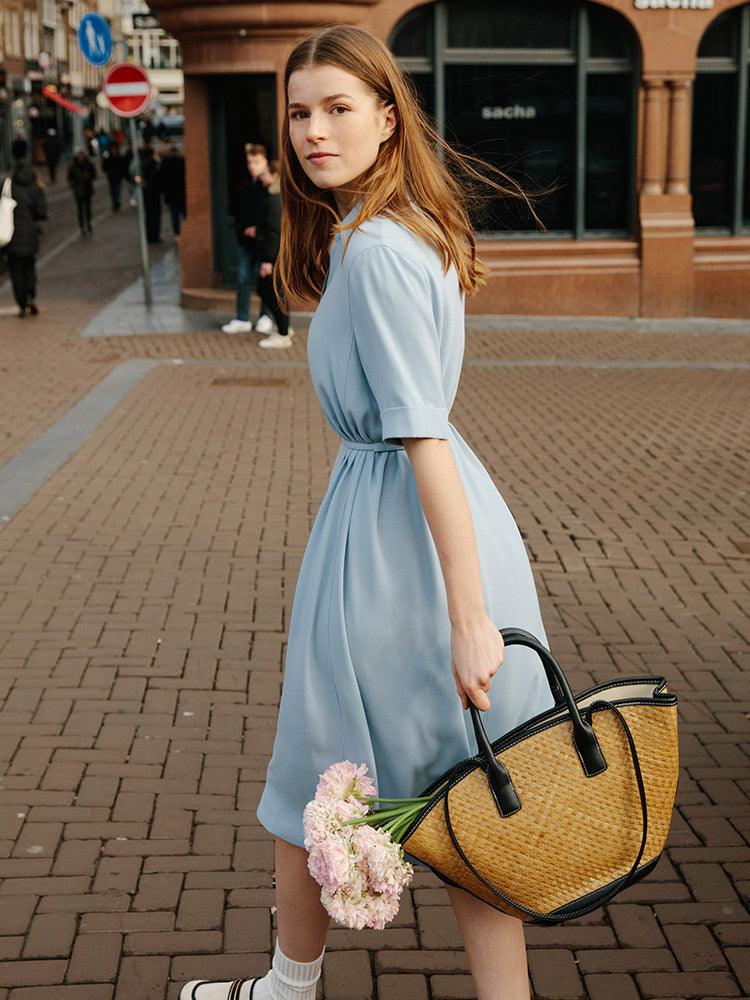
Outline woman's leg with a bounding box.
[445,884,531,1000]
[25,256,37,309]
[7,255,26,310]
[274,835,331,961]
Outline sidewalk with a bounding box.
[0,207,748,999]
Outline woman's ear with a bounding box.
[381,103,397,144]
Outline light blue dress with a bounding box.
[255,199,556,870]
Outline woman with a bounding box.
[180,23,553,1000]
[255,159,295,349]
[2,160,47,317]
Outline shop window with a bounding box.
[692,6,750,232]
[390,1,637,238]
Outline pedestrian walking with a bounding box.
[179,21,552,1000]
[137,146,162,243]
[121,144,137,207]
[158,142,186,237]
[42,128,63,185]
[101,143,126,211]
[220,142,274,335]
[67,149,96,236]
[11,136,28,163]
[255,159,294,349]
[1,160,48,317]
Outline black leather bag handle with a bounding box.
[467,628,607,814]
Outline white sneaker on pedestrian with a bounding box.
[258,328,294,349]
[222,318,253,335]
[253,314,274,334]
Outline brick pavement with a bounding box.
[0,207,749,998]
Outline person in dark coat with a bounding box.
[138,146,162,243]
[67,149,96,235]
[158,143,186,237]
[11,136,28,163]
[101,143,126,211]
[255,160,293,349]
[1,162,48,316]
[221,142,274,334]
[42,129,63,184]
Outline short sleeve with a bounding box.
[347,244,450,445]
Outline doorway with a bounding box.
[209,73,277,287]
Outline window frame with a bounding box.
[692,5,750,235]
[389,1,639,240]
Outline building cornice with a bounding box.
[149,0,378,37]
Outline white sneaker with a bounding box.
[254,314,274,334]
[258,328,294,349]
[222,318,253,335]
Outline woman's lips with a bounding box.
[308,154,336,162]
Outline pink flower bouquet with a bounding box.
[302,761,437,929]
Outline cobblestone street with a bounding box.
[0,206,748,999]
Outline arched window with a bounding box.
[691,5,750,233]
[389,1,638,238]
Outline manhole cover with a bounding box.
[211,376,289,388]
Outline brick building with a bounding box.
[150,0,750,318]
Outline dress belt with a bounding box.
[339,438,405,452]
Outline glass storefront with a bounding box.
[691,4,750,233]
[390,0,638,238]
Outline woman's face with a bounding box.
[287,64,396,214]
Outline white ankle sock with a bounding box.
[266,936,325,1000]
[184,938,325,1000]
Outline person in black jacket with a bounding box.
[221,142,275,335]
[2,162,48,316]
[138,145,162,243]
[158,142,186,237]
[42,129,63,185]
[256,160,293,349]
[101,143,126,211]
[68,149,96,235]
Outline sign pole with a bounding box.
[102,59,154,310]
[128,116,152,307]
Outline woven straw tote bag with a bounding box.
[401,627,680,925]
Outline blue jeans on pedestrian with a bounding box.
[236,243,273,323]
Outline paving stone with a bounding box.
[67,933,122,982]
[22,912,76,959]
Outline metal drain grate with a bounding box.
[211,375,290,388]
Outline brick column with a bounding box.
[178,74,215,295]
[638,75,694,317]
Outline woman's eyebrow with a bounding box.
[288,93,355,110]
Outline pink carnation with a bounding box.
[307,834,355,895]
[316,761,377,803]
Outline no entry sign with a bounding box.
[102,63,151,118]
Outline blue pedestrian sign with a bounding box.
[78,12,112,68]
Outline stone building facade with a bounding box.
[149,0,750,318]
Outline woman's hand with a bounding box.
[259,261,273,277]
[450,614,504,712]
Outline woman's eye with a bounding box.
[290,106,348,120]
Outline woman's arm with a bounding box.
[403,437,505,713]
